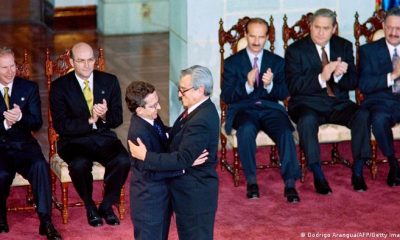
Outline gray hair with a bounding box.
[312,8,337,26]
[385,7,400,22]
[180,65,213,96]
[0,47,14,58]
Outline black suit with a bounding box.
[285,35,371,167]
[50,70,130,209]
[142,99,219,240]
[0,77,52,222]
[128,114,183,240]
[359,38,400,158]
[221,49,300,184]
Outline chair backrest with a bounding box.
[218,16,275,126]
[283,12,340,51]
[15,49,30,79]
[353,9,386,103]
[45,48,105,159]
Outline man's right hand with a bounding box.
[247,68,258,87]
[321,61,338,82]
[392,60,400,80]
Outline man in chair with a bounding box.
[50,42,130,227]
[0,47,61,239]
[359,7,400,187]
[221,17,301,203]
[285,8,371,194]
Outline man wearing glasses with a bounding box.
[50,42,130,228]
[129,65,219,240]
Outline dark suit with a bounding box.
[128,114,183,240]
[359,38,400,158]
[142,99,219,240]
[50,70,130,209]
[285,35,371,166]
[0,77,52,222]
[221,48,300,184]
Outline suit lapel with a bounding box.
[376,38,392,68]
[93,71,106,104]
[305,36,323,67]
[69,72,91,115]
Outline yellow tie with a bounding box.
[3,87,10,110]
[83,80,93,113]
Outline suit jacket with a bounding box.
[221,49,289,133]
[285,35,357,121]
[143,98,220,215]
[359,38,399,108]
[0,77,42,149]
[128,114,183,181]
[50,70,123,150]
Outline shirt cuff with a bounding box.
[3,119,10,130]
[318,74,327,88]
[263,81,273,93]
[388,73,395,87]
[245,82,254,94]
[333,74,343,83]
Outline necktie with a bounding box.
[321,46,335,97]
[153,122,167,142]
[3,87,10,110]
[181,110,188,121]
[253,57,260,87]
[392,48,400,94]
[83,80,93,113]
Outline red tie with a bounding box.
[253,57,259,87]
[321,46,334,97]
[181,110,188,120]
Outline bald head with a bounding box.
[69,42,96,79]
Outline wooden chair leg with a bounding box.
[118,185,126,220]
[61,182,68,224]
[233,147,240,187]
[26,185,34,206]
[220,134,227,171]
[300,149,306,183]
[270,146,279,167]
[371,140,378,180]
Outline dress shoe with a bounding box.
[351,174,368,192]
[314,178,332,195]
[86,207,103,227]
[39,222,62,240]
[246,183,260,199]
[0,216,9,233]
[98,207,120,226]
[284,187,300,203]
[387,168,400,187]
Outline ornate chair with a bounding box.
[283,13,351,180]
[354,9,399,179]
[219,16,282,186]
[7,50,35,212]
[45,48,125,223]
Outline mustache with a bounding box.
[251,44,261,47]
[389,34,400,38]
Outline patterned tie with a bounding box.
[3,87,10,110]
[253,57,260,87]
[392,48,400,94]
[153,122,168,142]
[181,110,189,121]
[83,79,93,113]
[321,46,335,97]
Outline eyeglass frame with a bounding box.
[73,57,96,65]
[178,87,194,95]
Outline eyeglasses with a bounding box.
[73,58,96,65]
[144,102,160,110]
[178,87,194,95]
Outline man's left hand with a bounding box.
[3,104,21,126]
[128,138,147,161]
[93,99,108,120]
[262,68,273,86]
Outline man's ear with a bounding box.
[69,58,74,67]
[136,107,143,116]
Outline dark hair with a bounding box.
[125,81,155,113]
[245,17,269,34]
[311,8,337,26]
[385,7,400,22]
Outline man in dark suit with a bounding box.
[359,7,400,187]
[129,65,219,240]
[126,81,207,240]
[221,17,301,202]
[50,42,130,227]
[0,47,61,239]
[285,8,371,194]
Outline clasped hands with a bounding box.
[89,99,107,124]
[391,59,400,80]
[3,104,21,128]
[247,67,273,87]
[321,57,348,82]
[128,138,209,166]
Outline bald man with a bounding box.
[50,42,130,227]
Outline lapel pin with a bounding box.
[101,90,105,94]
[21,97,25,101]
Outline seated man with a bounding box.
[50,42,130,227]
[125,81,207,239]
[359,7,400,187]
[0,47,61,239]
[285,8,371,194]
[221,17,301,202]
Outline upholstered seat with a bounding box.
[45,48,125,224]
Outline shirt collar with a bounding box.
[316,42,330,60]
[386,41,399,57]
[187,96,209,115]
[0,82,13,95]
[75,72,94,89]
[246,48,264,64]
[139,116,155,126]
